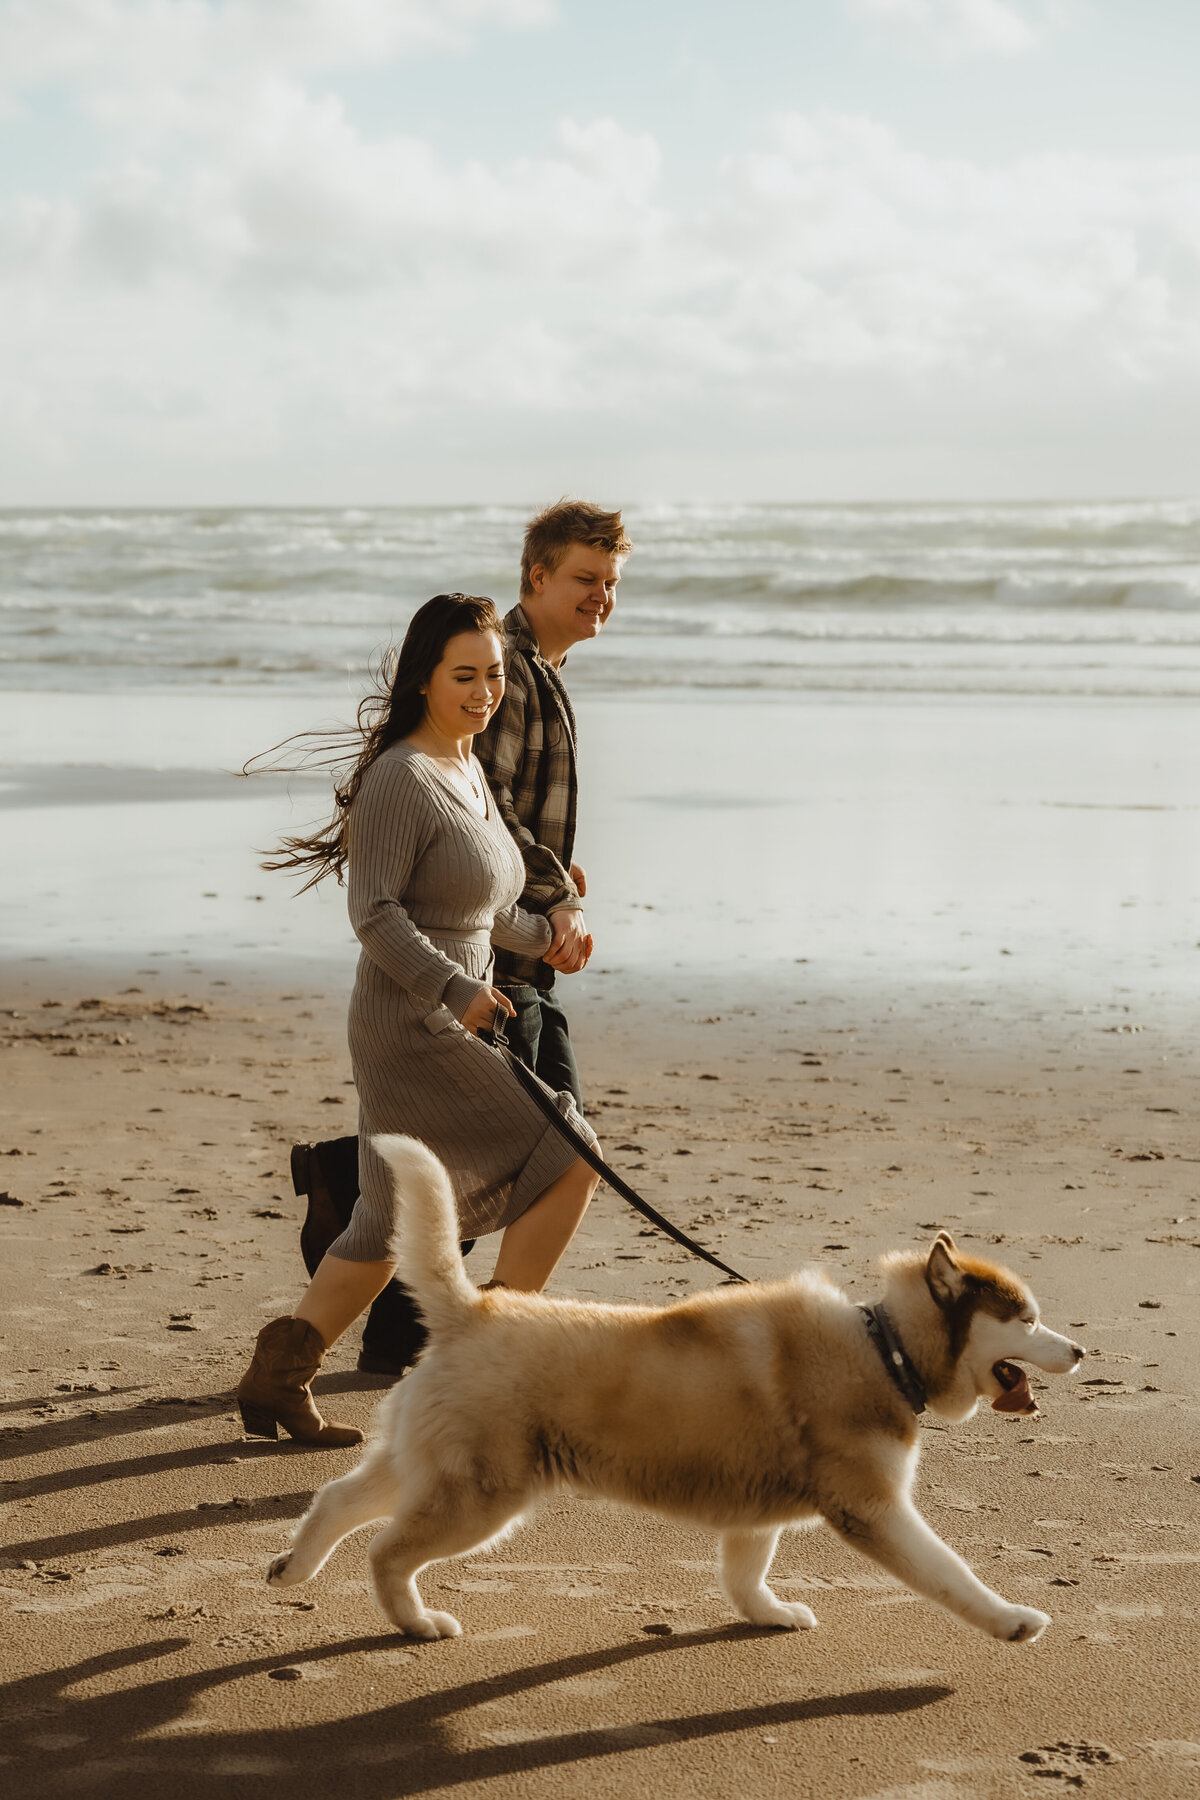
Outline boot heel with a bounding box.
[239,1400,280,1439]
[235,1317,363,1447]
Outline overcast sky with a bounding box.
[3,0,1199,505]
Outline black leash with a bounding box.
[487,1011,749,1286]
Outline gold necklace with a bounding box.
[438,755,481,798]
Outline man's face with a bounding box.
[528,542,623,648]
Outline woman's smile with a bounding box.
[418,629,506,748]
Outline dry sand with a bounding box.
[2,957,1198,1799]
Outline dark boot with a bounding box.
[359,1247,476,1378]
[357,1279,429,1376]
[236,1317,364,1446]
[291,1136,476,1381]
[292,1138,358,1276]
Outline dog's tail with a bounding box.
[372,1135,478,1333]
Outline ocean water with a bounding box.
[3,500,1200,698]
[3,504,1197,987]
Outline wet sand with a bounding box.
[4,690,1200,1005]
[2,953,1199,1800]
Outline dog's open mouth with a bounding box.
[991,1359,1037,1414]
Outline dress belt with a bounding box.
[422,925,492,946]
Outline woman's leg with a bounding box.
[294,1253,397,1347]
[488,1156,599,1292]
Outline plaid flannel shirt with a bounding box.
[474,604,583,990]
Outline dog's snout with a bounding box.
[1070,1342,1087,1364]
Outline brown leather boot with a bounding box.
[236,1317,364,1446]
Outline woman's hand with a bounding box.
[459,985,517,1037]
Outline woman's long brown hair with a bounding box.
[245,593,504,891]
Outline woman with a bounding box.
[236,595,600,1445]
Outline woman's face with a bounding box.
[421,629,505,742]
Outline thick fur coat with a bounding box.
[267,1136,1085,1644]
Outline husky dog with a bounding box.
[267,1136,1085,1645]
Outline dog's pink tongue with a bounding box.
[991,1360,1037,1414]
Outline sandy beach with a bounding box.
[7,0,1200,1769]
[3,688,1200,1797]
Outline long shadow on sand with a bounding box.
[0,1371,385,1462]
[1,1384,385,1556]
[3,1491,313,1563]
[0,1387,142,1415]
[2,1630,953,1799]
[0,1394,233,1461]
[4,1436,310,1503]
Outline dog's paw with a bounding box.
[266,1553,298,1588]
[775,1600,818,1632]
[741,1597,818,1632]
[405,1609,463,1641]
[999,1605,1050,1644]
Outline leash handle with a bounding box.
[488,1012,748,1286]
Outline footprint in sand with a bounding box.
[1018,1741,1123,1782]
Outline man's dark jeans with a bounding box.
[496,982,583,1110]
[311,986,581,1366]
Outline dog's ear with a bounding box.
[925,1235,966,1309]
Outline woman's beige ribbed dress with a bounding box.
[327,740,596,1262]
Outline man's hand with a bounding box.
[569,862,588,899]
[459,986,517,1036]
[544,908,591,974]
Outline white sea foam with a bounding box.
[3,501,1200,696]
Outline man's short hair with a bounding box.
[520,500,632,599]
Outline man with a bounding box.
[291,499,631,1374]
[476,500,629,1101]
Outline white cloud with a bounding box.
[2,79,666,293]
[0,0,553,87]
[846,0,1046,58]
[0,0,554,137]
[3,26,1200,499]
[714,111,1200,381]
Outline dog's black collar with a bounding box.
[859,1303,928,1416]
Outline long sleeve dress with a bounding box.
[326,740,597,1262]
